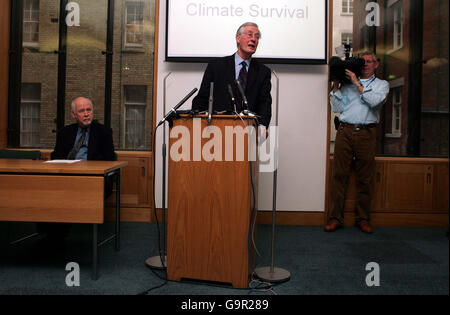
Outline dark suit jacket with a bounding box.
[192,54,272,127]
[51,121,115,161]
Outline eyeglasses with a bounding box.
[242,31,260,40]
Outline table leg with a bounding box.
[92,224,98,280]
[115,170,121,251]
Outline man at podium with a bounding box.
[169,26,268,284]
[192,22,272,130]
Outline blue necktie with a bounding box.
[67,128,87,160]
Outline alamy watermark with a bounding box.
[66,2,80,27]
[65,262,80,287]
[169,118,278,172]
[365,262,380,287]
[365,2,380,27]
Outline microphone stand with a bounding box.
[235,79,249,114]
[208,82,214,125]
[146,72,172,269]
[145,85,197,270]
[227,84,237,114]
[254,70,290,283]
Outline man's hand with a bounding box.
[345,69,364,94]
[259,125,268,142]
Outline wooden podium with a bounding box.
[166,114,258,288]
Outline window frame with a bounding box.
[387,0,404,53]
[124,1,145,48]
[124,85,147,150]
[385,78,404,139]
[22,0,39,48]
[6,0,157,151]
[341,0,353,15]
[20,83,41,147]
[390,87,402,137]
[341,32,353,46]
[393,3,403,50]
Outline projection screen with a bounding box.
[166,0,328,64]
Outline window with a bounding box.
[125,1,144,47]
[8,0,156,151]
[124,85,147,149]
[341,33,352,46]
[20,83,41,147]
[391,87,402,136]
[391,1,403,50]
[331,0,448,157]
[342,0,353,14]
[23,0,39,46]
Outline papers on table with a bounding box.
[44,160,82,164]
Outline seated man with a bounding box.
[38,97,115,241]
[51,96,115,161]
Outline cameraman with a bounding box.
[326,52,389,234]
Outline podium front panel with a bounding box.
[166,115,257,288]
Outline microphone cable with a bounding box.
[138,123,168,295]
[246,115,262,281]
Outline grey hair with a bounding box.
[236,22,260,37]
[360,51,378,61]
[71,97,93,112]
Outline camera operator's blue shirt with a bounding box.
[330,75,389,125]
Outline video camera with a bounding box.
[329,56,365,85]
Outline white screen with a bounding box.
[166,0,327,63]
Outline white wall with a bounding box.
[155,1,329,212]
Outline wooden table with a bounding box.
[0,159,128,279]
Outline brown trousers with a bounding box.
[329,124,377,225]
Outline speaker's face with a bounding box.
[236,26,260,59]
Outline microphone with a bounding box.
[235,79,248,112]
[208,82,214,125]
[227,84,237,113]
[157,88,198,127]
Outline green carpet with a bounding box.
[0,222,448,296]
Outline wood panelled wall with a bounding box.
[0,0,10,149]
[14,148,450,227]
[258,157,449,227]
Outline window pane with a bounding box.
[65,0,107,127]
[125,85,146,103]
[115,1,155,150]
[342,0,353,14]
[20,83,41,147]
[341,33,352,46]
[125,85,147,149]
[12,0,156,151]
[23,0,39,44]
[21,1,59,148]
[331,0,448,157]
[125,1,144,46]
[125,106,146,149]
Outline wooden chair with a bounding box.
[0,149,41,160]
